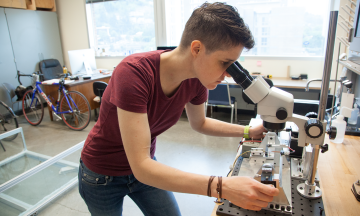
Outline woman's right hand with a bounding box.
[220,176,279,211]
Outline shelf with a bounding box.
[338,59,360,75]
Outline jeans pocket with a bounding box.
[81,169,109,187]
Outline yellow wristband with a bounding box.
[244,125,250,139]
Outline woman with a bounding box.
[79,2,279,216]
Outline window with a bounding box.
[86,0,156,57]
[261,38,267,46]
[262,27,268,36]
[164,0,330,57]
[262,16,268,26]
[85,0,330,57]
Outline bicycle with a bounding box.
[18,71,91,131]
[0,100,19,151]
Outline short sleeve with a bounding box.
[189,81,208,105]
[109,61,152,113]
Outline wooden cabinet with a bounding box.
[0,0,56,11]
[0,0,26,9]
[35,0,55,9]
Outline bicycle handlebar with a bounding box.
[17,71,70,86]
[17,70,33,85]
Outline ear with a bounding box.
[190,40,202,57]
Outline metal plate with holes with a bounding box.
[216,179,325,216]
[232,156,244,176]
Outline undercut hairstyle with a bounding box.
[179,2,254,53]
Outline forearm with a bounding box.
[194,117,245,137]
[135,158,219,198]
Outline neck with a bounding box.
[159,48,195,96]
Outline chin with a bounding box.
[206,83,218,90]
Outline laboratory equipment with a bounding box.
[216,11,339,216]
[348,104,359,125]
[331,115,346,143]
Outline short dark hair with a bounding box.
[179,2,254,53]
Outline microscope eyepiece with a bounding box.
[226,61,253,89]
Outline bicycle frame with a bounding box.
[28,81,79,115]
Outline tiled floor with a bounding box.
[1,108,252,216]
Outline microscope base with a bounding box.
[216,179,326,216]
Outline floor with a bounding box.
[1,108,252,216]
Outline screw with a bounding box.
[300,187,303,190]
[316,190,320,193]
[286,206,291,211]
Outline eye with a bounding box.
[222,61,230,65]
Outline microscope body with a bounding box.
[243,74,327,147]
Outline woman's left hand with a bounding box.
[248,124,267,139]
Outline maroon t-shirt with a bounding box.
[81,50,208,176]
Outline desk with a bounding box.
[42,73,111,121]
[223,77,323,90]
[211,127,360,215]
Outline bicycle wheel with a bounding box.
[0,102,18,141]
[22,90,44,126]
[60,91,91,131]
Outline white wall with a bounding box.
[56,0,348,90]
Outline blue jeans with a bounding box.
[78,158,181,216]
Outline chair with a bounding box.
[205,80,237,123]
[0,83,21,112]
[93,81,108,121]
[39,59,63,81]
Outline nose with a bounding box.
[223,71,231,78]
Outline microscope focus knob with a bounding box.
[327,126,337,140]
[276,107,288,120]
[304,119,323,138]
